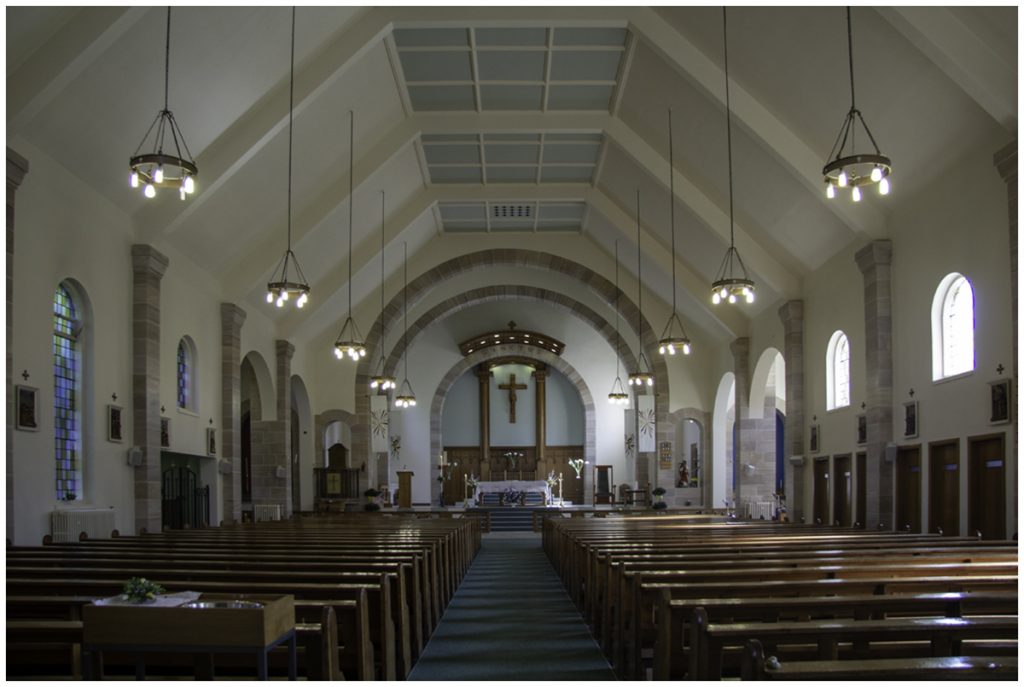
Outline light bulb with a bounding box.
[334,348,343,359]
[360,349,367,358]
[180,187,187,201]
[837,170,848,187]
[826,183,835,199]
[144,184,156,198]
[719,287,728,299]
[667,344,675,355]
[646,378,653,387]
[712,292,721,305]
[183,175,195,194]
[682,343,691,355]
[741,286,750,297]
[296,297,305,309]
[266,292,274,303]
[153,167,164,184]
[852,186,862,202]
[282,290,289,301]
[658,344,665,354]
[130,171,139,188]
[879,177,890,195]
[870,167,882,183]
[728,293,737,304]
[371,380,379,389]
[746,291,755,304]
[410,399,417,406]
[276,298,284,308]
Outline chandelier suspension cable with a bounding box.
[635,188,643,342]
[286,8,295,255]
[658,109,691,355]
[403,241,408,383]
[348,111,355,319]
[379,192,385,346]
[668,110,677,314]
[163,8,171,112]
[723,9,735,252]
[615,240,621,380]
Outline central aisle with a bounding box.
[408,533,616,681]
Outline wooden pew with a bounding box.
[692,611,1018,680]
[741,639,1018,681]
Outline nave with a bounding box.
[6,508,1019,681]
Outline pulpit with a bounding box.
[396,471,414,509]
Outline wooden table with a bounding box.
[82,593,296,680]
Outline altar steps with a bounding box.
[483,508,536,532]
[478,492,546,508]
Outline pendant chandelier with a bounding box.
[394,242,417,408]
[128,8,197,200]
[627,189,654,388]
[333,111,367,361]
[265,7,310,309]
[370,191,396,391]
[711,7,755,307]
[657,109,692,357]
[608,240,629,405]
[823,7,892,201]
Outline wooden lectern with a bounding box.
[396,471,414,509]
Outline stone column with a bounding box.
[131,244,170,535]
[993,141,1017,523]
[730,338,752,506]
[219,303,246,524]
[276,340,295,517]
[778,300,806,523]
[855,240,894,530]
[7,148,28,543]
[534,366,547,465]
[476,366,491,478]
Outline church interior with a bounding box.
[6,4,1019,681]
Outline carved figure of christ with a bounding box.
[498,374,528,423]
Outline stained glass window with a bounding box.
[826,330,851,411]
[53,284,79,500]
[177,340,188,409]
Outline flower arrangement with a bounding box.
[545,470,557,488]
[502,487,523,506]
[121,577,165,603]
[568,458,589,479]
[466,474,479,489]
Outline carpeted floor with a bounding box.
[408,533,616,681]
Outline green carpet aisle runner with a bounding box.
[408,535,616,681]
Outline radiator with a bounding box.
[50,508,115,543]
[745,501,774,520]
[253,504,282,522]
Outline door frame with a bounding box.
[927,438,960,536]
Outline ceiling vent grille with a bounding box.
[492,204,532,218]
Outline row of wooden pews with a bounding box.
[7,512,481,680]
[543,513,1017,681]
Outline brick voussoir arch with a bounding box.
[351,250,672,479]
[429,343,597,505]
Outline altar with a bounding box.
[475,480,552,504]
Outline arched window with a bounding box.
[932,273,975,380]
[53,283,82,500]
[176,337,197,412]
[826,330,851,410]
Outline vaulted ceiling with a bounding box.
[7,5,1016,348]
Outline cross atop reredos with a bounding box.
[498,373,528,423]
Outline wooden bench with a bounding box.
[693,610,1019,679]
[741,639,1018,680]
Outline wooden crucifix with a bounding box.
[498,374,528,423]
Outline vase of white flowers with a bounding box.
[568,458,588,479]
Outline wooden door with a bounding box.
[812,459,829,525]
[968,434,1006,539]
[928,440,960,536]
[895,446,922,532]
[832,454,852,527]
[855,452,866,529]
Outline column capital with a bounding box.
[778,300,804,329]
[220,302,247,330]
[131,244,170,279]
[7,147,29,189]
[532,367,548,381]
[275,339,295,361]
[476,365,493,379]
[729,337,750,360]
[993,140,1017,183]
[855,239,893,274]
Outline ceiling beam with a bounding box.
[135,6,391,243]
[8,7,149,132]
[221,117,421,300]
[604,118,800,297]
[877,7,1016,132]
[277,187,437,341]
[633,6,887,238]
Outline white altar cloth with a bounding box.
[476,480,551,502]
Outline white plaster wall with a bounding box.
[441,369,480,446]
[546,367,585,445]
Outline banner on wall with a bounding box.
[637,395,656,453]
[370,394,390,454]
[624,409,636,464]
